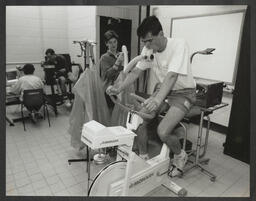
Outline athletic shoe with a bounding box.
[168,149,188,177]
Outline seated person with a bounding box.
[107,16,197,177]
[8,63,45,121]
[9,63,44,99]
[99,30,124,110]
[42,48,72,103]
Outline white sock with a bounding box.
[139,153,149,160]
[175,149,185,158]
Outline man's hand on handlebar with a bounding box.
[108,92,156,120]
[106,85,120,96]
[142,97,161,113]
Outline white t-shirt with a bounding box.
[136,38,196,90]
[10,74,44,100]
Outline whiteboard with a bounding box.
[171,10,246,85]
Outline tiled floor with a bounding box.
[6,104,250,197]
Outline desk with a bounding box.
[6,91,22,126]
[6,93,20,105]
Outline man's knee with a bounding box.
[157,126,169,142]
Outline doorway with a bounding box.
[99,16,132,60]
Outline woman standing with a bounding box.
[99,30,124,109]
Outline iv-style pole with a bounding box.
[73,40,96,70]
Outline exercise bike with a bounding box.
[86,93,188,197]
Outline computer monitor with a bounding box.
[6,69,18,86]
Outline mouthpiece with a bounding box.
[143,48,154,61]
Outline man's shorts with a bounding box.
[151,87,196,114]
[166,88,196,113]
[138,87,196,119]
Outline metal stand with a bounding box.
[182,111,216,181]
[73,40,96,70]
[87,147,91,195]
[68,146,93,165]
[68,40,96,166]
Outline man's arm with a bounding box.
[144,71,178,112]
[155,71,178,103]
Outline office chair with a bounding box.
[21,89,50,131]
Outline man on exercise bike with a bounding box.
[107,16,196,177]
